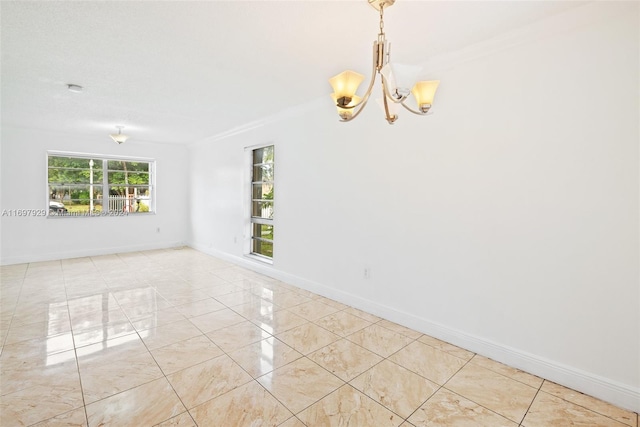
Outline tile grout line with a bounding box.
[131,263,201,422]
[185,287,350,423]
[531,385,637,427]
[79,254,178,426]
[206,280,327,421]
[517,378,546,426]
[442,354,536,426]
[301,321,422,424]
[145,280,312,425]
[9,261,74,427]
[400,345,476,424]
[0,269,23,356]
[62,259,90,427]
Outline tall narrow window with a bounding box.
[250,145,274,259]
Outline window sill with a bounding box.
[245,253,273,265]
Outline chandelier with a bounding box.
[110,126,129,144]
[329,0,440,124]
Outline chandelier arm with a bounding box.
[337,83,374,111]
[380,74,410,104]
[339,79,376,121]
[400,100,431,115]
[339,97,371,121]
[336,42,380,122]
[337,42,379,112]
[381,79,397,124]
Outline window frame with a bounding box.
[245,144,274,262]
[46,151,156,218]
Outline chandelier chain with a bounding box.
[379,5,384,34]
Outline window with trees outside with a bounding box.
[47,153,154,216]
[250,145,274,259]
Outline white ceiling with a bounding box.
[1,1,585,145]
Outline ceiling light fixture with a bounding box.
[67,84,84,93]
[329,0,440,124]
[110,126,129,145]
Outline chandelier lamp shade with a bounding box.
[110,126,129,144]
[329,0,440,124]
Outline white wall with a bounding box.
[0,127,189,264]
[188,3,639,411]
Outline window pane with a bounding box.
[252,238,273,258]
[49,185,104,213]
[106,195,151,213]
[48,157,103,184]
[252,224,273,240]
[108,171,150,185]
[252,164,273,183]
[48,156,102,170]
[252,146,274,165]
[252,201,273,219]
[252,183,274,200]
[48,169,103,184]
[108,186,151,196]
[108,186,151,213]
[107,161,149,172]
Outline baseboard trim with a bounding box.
[190,243,639,413]
[0,241,186,266]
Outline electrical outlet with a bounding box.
[364,267,371,279]
[156,227,160,233]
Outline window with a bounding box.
[47,153,154,216]
[250,145,274,258]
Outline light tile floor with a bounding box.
[0,248,637,426]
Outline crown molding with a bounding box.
[190,97,327,147]
[420,1,627,75]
